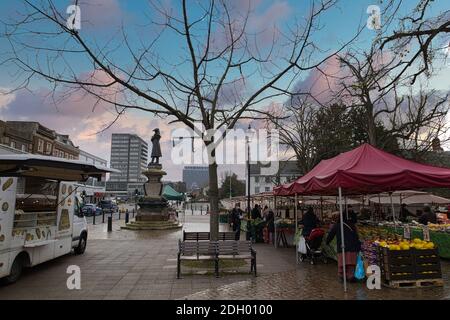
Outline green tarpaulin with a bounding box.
[162,185,184,201]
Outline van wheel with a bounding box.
[4,256,24,284]
[74,233,87,255]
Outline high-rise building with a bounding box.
[182,166,209,191]
[107,133,148,195]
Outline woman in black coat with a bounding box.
[326,215,361,282]
[266,210,275,244]
[300,207,319,237]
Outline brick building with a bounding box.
[0,121,80,159]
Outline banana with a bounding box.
[2,178,13,191]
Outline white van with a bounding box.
[0,155,118,283]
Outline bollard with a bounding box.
[133,208,135,218]
[93,211,96,225]
[107,216,112,232]
[125,211,129,224]
[119,210,121,220]
[102,211,105,224]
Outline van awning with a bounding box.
[0,154,120,181]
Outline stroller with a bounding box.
[299,228,328,265]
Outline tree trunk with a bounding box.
[208,162,219,241]
[367,103,377,145]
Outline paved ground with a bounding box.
[0,215,449,300]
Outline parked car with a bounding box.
[81,204,102,216]
[99,200,118,213]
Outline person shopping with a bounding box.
[326,214,361,283]
[230,203,244,240]
[300,206,319,237]
[266,209,275,244]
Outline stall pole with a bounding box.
[378,194,382,221]
[274,195,277,248]
[338,187,347,292]
[320,196,324,221]
[295,193,298,264]
[344,196,348,220]
[390,192,397,231]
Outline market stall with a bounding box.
[274,143,450,291]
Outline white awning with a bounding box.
[0,154,119,182]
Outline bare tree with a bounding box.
[0,0,359,239]
[268,97,318,174]
[379,0,450,88]
[336,48,449,153]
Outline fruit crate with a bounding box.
[378,247,416,281]
[413,248,442,280]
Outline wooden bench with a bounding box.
[177,240,257,278]
[217,241,257,277]
[182,231,237,241]
[177,240,218,278]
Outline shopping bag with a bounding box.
[297,236,307,254]
[354,252,365,280]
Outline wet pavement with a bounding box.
[0,215,449,300]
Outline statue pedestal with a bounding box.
[122,163,181,230]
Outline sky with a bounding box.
[0,0,449,182]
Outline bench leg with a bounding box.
[177,254,181,279]
[215,256,219,278]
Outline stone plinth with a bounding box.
[122,163,181,230]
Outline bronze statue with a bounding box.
[150,128,162,164]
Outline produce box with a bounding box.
[414,248,442,280]
[379,247,416,281]
[379,246,442,282]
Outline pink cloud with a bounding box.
[209,0,291,52]
[78,0,123,30]
[0,75,191,180]
[291,55,343,106]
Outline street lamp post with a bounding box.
[134,188,139,218]
[246,124,251,220]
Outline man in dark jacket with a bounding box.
[399,203,413,222]
[326,215,361,282]
[418,205,437,225]
[251,204,261,220]
[230,203,244,240]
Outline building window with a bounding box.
[265,187,271,192]
[254,176,259,183]
[10,141,16,149]
[265,176,271,183]
[255,187,260,194]
[37,139,44,152]
[46,142,52,154]
[53,149,58,156]
[21,145,26,152]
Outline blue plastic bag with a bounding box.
[354,252,365,280]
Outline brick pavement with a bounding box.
[0,216,449,300]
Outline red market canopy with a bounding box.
[273,143,450,196]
